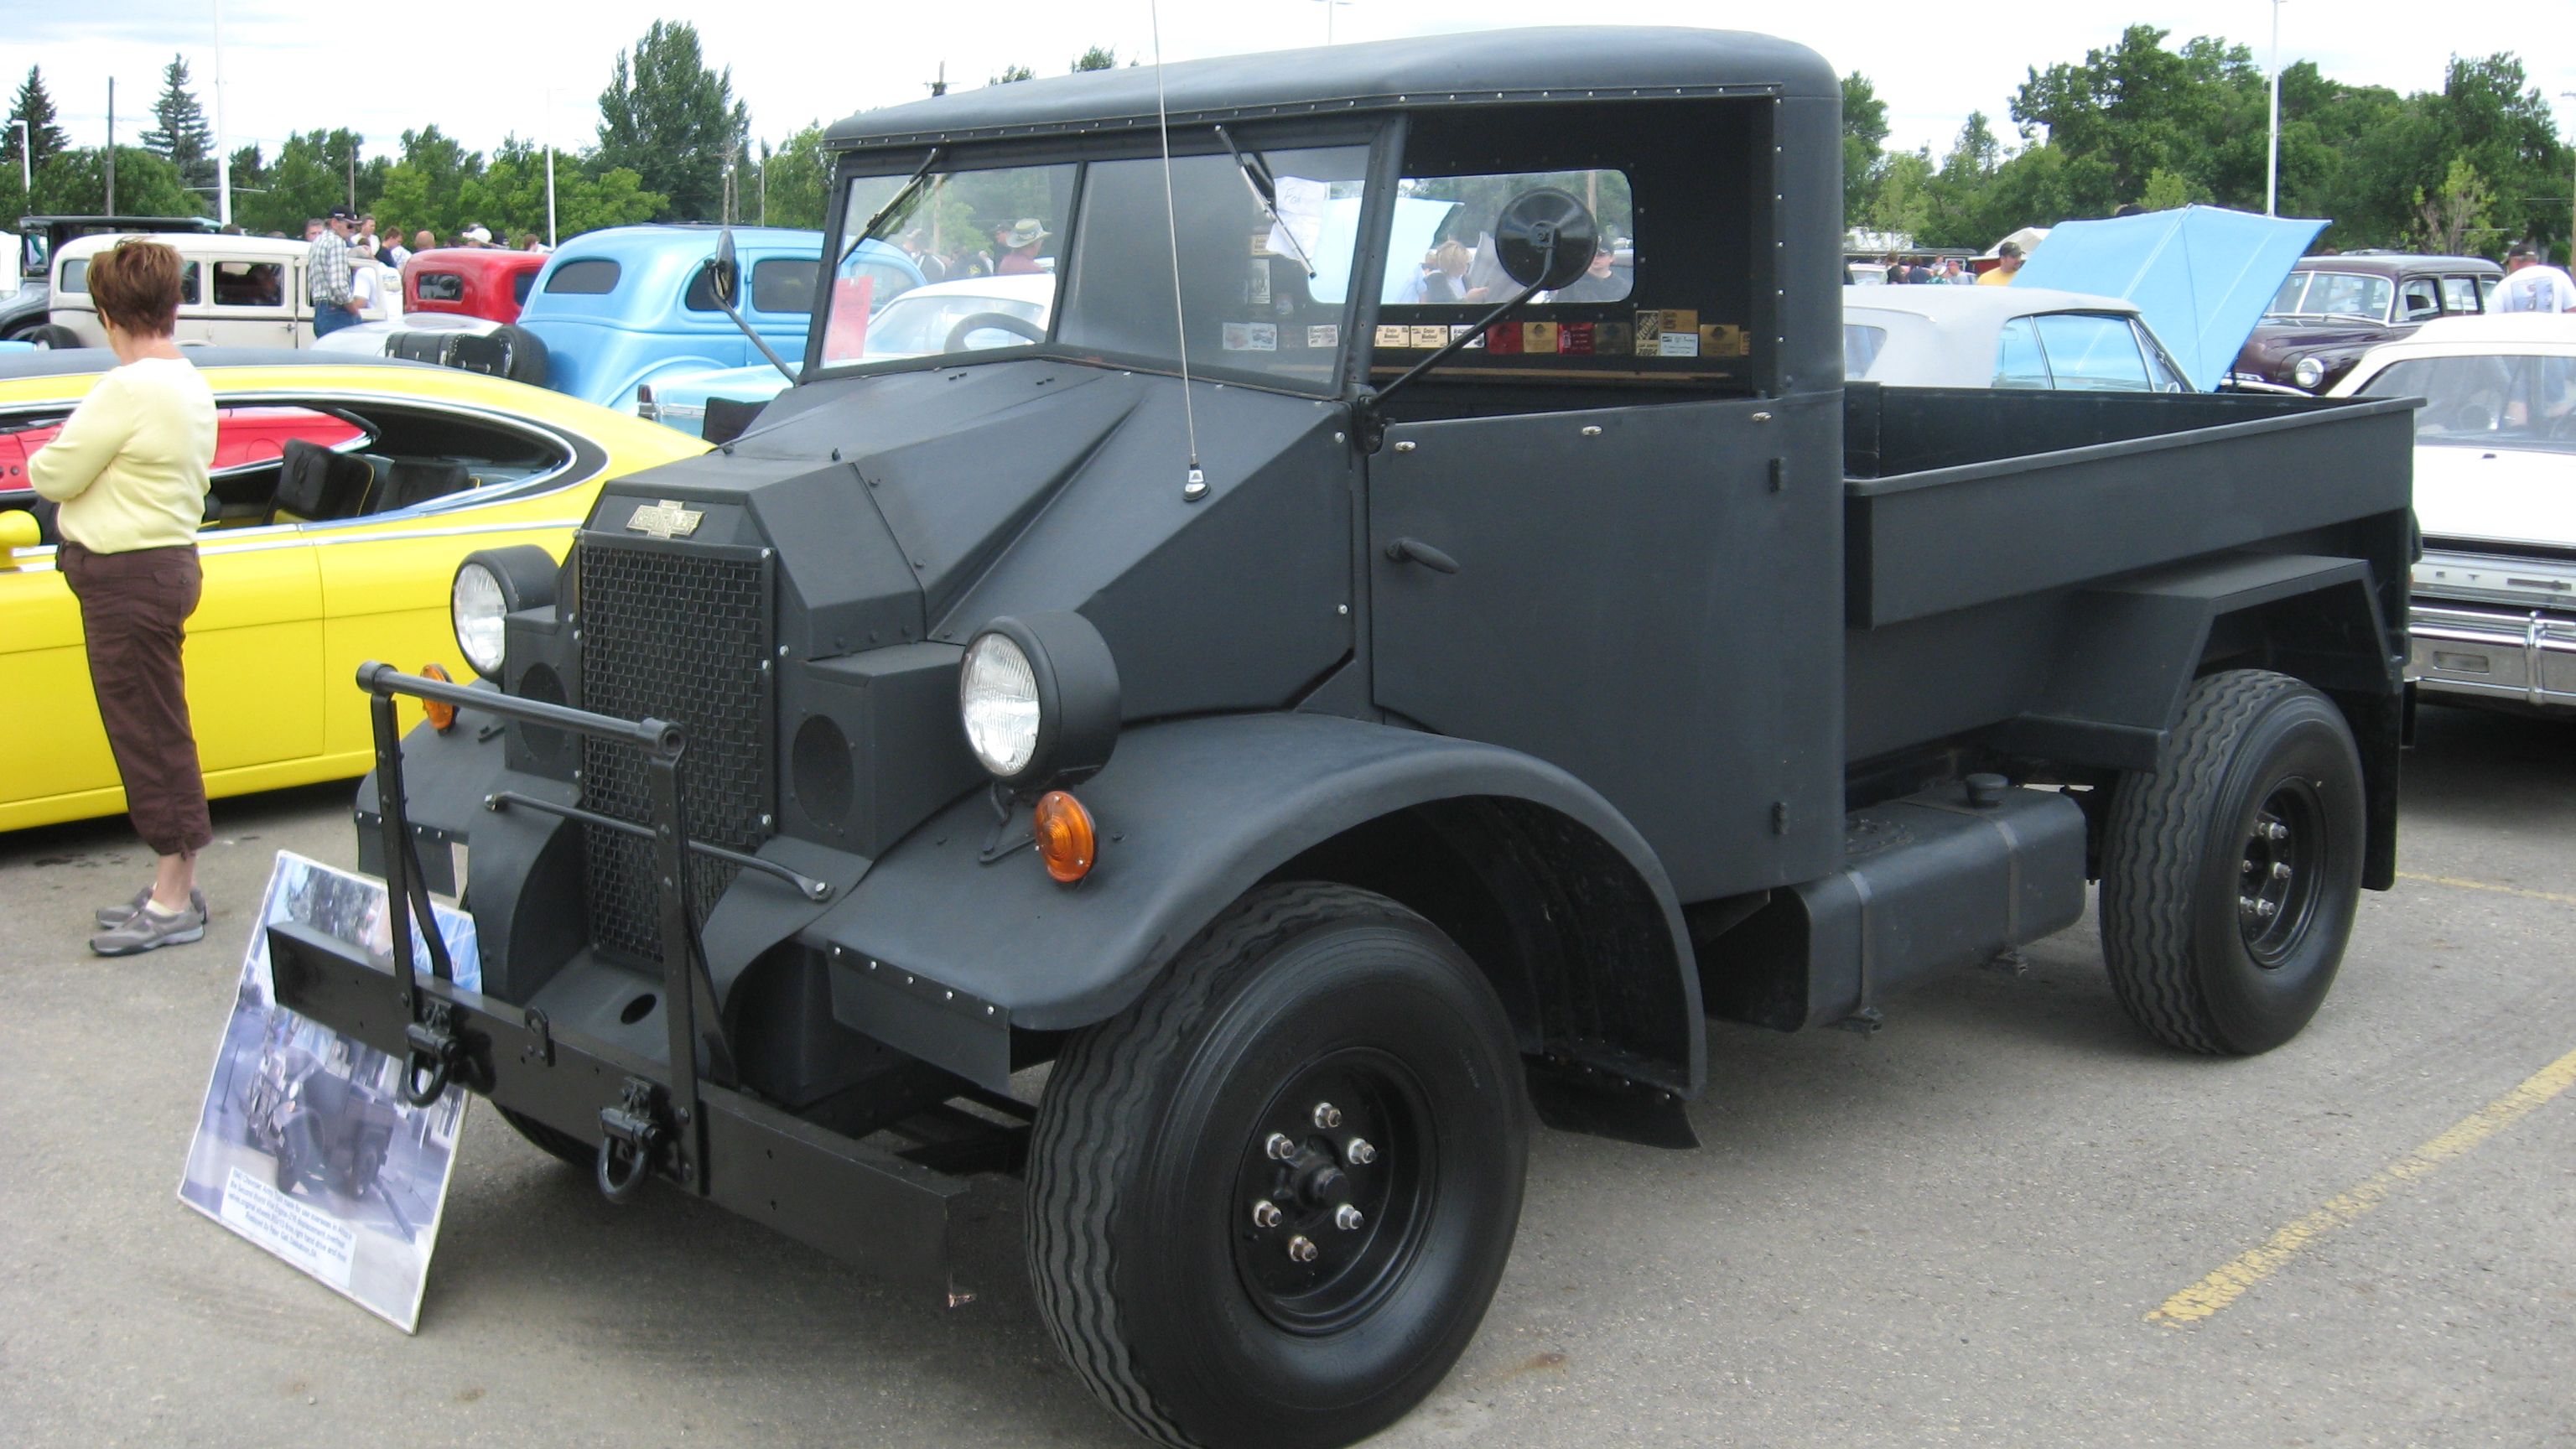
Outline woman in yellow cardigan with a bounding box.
[29,238,219,955]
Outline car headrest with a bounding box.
[273,439,377,522]
[380,458,473,511]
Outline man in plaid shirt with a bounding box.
[308,207,360,337]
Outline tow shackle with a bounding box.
[596,1078,669,1204]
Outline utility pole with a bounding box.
[9,121,27,201]
[105,78,115,217]
[2265,0,2286,217]
[2563,92,2574,265]
[214,0,231,225]
[346,142,356,214]
[927,62,947,98]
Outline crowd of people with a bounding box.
[1864,241,2023,286]
[291,208,551,335]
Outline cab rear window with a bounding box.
[543,259,621,294]
[416,272,465,302]
[686,257,823,314]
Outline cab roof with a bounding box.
[825,26,1836,152]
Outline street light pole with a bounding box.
[213,0,230,225]
[9,121,27,200]
[2561,91,2574,265]
[2266,0,2286,217]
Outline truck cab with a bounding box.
[284,29,2413,1449]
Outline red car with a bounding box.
[402,248,548,324]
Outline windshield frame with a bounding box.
[802,120,1397,397]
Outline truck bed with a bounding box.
[1842,384,2419,629]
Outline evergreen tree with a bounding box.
[595,21,747,223]
[989,65,1036,86]
[1071,47,1119,73]
[760,123,831,231]
[8,66,70,174]
[1841,74,1891,227]
[142,55,216,193]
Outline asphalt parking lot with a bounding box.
[3,702,2569,1448]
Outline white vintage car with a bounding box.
[40,231,400,350]
[1843,284,2193,392]
[2332,314,2576,717]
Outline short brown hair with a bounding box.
[88,237,185,338]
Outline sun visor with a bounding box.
[2012,205,2326,392]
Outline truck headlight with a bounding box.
[2292,356,2324,391]
[450,545,561,682]
[959,613,1121,791]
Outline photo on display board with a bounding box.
[175,851,480,1333]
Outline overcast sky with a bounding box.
[12,1,2573,167]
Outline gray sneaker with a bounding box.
[96,885,208,930]
[90,897,208,956]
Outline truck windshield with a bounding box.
[2360,354,2576,454]
[818,143,1369,391]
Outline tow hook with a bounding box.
[401,1000,464,1107]
[597,1077,669,1203]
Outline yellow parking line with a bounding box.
[2395,871,2576,906]
[2148,1044,2576,1327]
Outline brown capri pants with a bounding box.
[60,541,214,858]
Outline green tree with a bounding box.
[1072,46,1119,73]
[2410,157,2501,255]
[595,21,748,222]
[1841,72,1890,226]
[455,136,662,242]
[231,129,386,236]
[2010,26,2269,217]
[373,126,486,242]
[1865,150,1933,240]
[30,147,198,217]
[2137,167,2202,211]
[8,67,70,175]
[989,65,1036,86]
[142,55,216,195]
[759,123,831,231]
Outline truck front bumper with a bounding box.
[2409,600,2576,714]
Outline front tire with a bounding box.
[2101,669,2366,1054]
[1027,882,1528,1449]
[23,324,82,351]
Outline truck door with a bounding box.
[1368,396,1840,901]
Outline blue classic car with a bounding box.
[513,226,923,410]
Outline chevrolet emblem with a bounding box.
[625,500,704,539]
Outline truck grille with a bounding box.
[576,536,773,963]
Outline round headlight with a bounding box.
[452,562,509,678]
[2292,356,2325,391]
[960,631,1041,777]
[958,613,1121,791]
[448,545,559,683]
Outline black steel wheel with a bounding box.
[1028,882,1528,1449]
[22,323,80,351]
[2101,669,2366,1055]
[496,1105,599,1170]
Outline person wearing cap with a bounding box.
[461,224,494,248]
[26,239,219,954]
[2492,242,2576,314]
[995,218,1050,275]
[1977,240,2025,286]
[307,208,361,335]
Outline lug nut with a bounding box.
[1265,1133,1296,1161]
[2262,821,2290,841]
[1312,1103,1343,1129]
[1335,1204,1364,1231]
[1287,1235,1317,1263]
[2272,861,2293,880]
[1252,1199,1282,1228]
[2256,899,2280,919]
[1345,1138,1376,1165]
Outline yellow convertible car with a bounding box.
[0,348,707,834]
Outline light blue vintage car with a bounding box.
[513,226,925,411]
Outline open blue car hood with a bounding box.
[2012,206,2326,391]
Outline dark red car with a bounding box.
[2228,252,2503,395]
[402,247,548,324]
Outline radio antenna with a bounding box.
[1150,0,1207,501]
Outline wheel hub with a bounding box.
[1232,1049,1430,1333]
[2238,778,2324,966]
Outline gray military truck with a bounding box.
[270,28,2416,1449]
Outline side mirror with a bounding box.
[0,508,40,566]
[1493,188,1599,292]
[707,227,741,309]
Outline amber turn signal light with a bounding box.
[1033,790,1097,884]
[419,662,458,732]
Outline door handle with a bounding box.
[1384,538,1460,574]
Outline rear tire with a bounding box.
[1027,882,1528,1449]
[23,324,82,351]
[496,1105,599,1170]
[2100,669,2366,1054]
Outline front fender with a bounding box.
[797,711,1699,1044]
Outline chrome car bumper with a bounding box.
[2409,600,2576,711]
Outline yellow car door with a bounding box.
[0,536,321,824]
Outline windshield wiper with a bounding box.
[1213,124,1316,279]
[840,148,943,267]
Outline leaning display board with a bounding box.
[176,852,479,1332]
